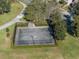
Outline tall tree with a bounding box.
[0,0,11,14]
[73,15,79,37]
[69,1,79,15]
[50,9,66,40]
[69,1,79,37]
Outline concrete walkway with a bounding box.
[0,1,27,30]
[28,22,36,27]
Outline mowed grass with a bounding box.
[1,28,79,59]
[0,2,23,25]
[0,26,79,59]
[0,25,14,49]
[0,46,63,59]
[0,25,63,59]
[58,34,79,59]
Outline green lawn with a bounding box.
[0,1,23,53]
[0,2,23,25]
[1,27,79,59]
[0,25,14,48]
[0,25,79,59]
[58,34,79,59]
[0,25,63,59]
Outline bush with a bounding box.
[16,22,28,27]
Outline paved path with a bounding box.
[0,1,27,30]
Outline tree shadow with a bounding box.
[46,19,56,39]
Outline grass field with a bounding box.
[0,2,23,25]
[0,46,63,59]
[0,23,62,59]
[0,25,63,59]
[0,25,79,59]
[58,34,79,59]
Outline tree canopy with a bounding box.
[24,0,57,21]
[49,9,66,40]
[69,1,79,15]
[23,0,66,39]
[0,0,11,14]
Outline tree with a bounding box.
[3,0,11,13]
[6,28,10,37]
[73,16,79,37]
[24,0,57,21]
[24,5,35,21]
[50,9,66,40]
[69,1,79,37]
[0,0,11,14]
[69,1,79,15]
